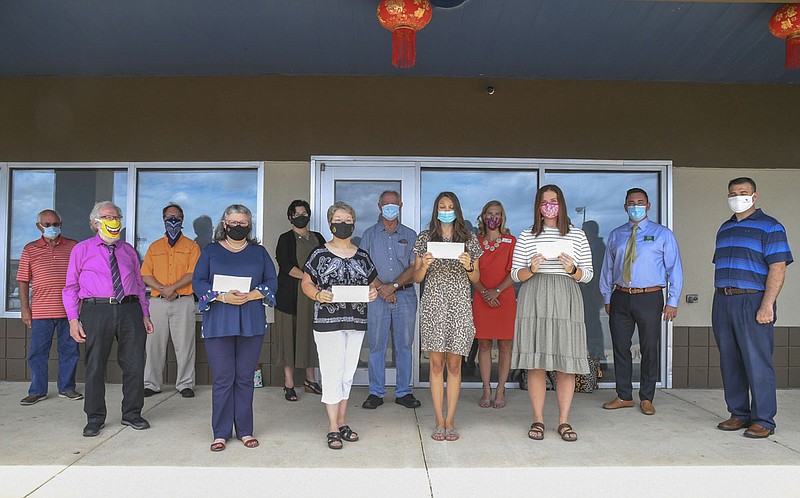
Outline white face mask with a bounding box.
[727,194,754,214]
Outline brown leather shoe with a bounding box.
[716,417,751,431]
[640,400,656,415]
[743,423,774,439]
[602,397,634,410]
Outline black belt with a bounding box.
[83,296,139,305]
[717,287,762,296]
[156,294,193,299]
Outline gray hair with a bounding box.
[213,204,260,244]
[379,190,400,205]
[326,201,357,224]
[37,209,61,224]
[89,201,122,232]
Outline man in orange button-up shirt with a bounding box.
[141,203,201,398]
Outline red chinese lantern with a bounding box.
[377,0,433,68]
[769,3,800,70]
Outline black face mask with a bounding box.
[225,225,250,241]
[290,215,310,229]
[330,222,355,240]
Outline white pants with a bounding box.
[313,330,365,405]
[144,296,196,391]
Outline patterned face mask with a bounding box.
[96,218,122,239]
[165,217,183,245]
[540,202,559,219]
[483,215,502,230]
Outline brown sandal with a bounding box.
[528,422,544,440]
[239,436,259,448]
[210,438,226,452]
[557,423,578,442]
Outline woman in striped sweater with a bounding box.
[510,184,593,442]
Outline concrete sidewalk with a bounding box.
[1,382,799,497]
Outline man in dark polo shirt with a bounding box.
[713,177,792,439]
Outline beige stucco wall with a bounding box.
[673,167,800,326]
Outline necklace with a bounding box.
[223,238,248,252]
[482,236,502,252]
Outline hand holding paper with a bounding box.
[537,240,573,260]
[331,285,370,303]
[427,242,464,260]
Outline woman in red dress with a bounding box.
[472,201,517,408]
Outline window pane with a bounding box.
[6,168,127,311]
[544,170,660,385]
[135,170,258,258]
[334,180,401,245]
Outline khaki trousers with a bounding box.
[144,295,196,391]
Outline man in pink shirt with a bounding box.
[63,201,154,437]
[17,209,80,405]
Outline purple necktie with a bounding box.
[105,244,125,301]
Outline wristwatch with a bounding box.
[392,282,400,290]
[569,265,579,276]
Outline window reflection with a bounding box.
[334,180,401,246]
[135,170,258,258]
[6,168,127,311]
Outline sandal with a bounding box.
[528,422,545,441]
[431,427,446,441]
[283,386,298,402]
[239,436,259,448]
[557,423,578,442]
[327,431,343,450]
[444,428,459,441]
[338,425,359,442]
[210,438,226,452]
[304,380,323,395]
[492,387,506,409]
[479,385,492,408]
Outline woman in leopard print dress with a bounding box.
[413,192,482,442]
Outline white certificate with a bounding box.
[331,285,370,303]
[537,240,574,260]
[427,241,464,260]
[212,275,252,293]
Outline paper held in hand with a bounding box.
[427,241,464,260]
[537,240,574,260]
[331,285,370,303]
[212,275,252,293]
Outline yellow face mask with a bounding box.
[96,218,122,239]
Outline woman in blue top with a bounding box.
[193,204,277,452]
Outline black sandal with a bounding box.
[338,425,359,442]
[304,380,323,395]
[327,431,343,450]
[283,386,298,402]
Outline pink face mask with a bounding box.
[540,201,559,219]
[483,215,502,230]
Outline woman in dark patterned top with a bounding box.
[301,201,378,450]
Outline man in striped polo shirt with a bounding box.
[713,177,792,439]
[17,209,81,405]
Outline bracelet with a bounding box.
[465,261,475,273]
[529,265,536,274]
[220,292,226,303]
[314,290,321,302]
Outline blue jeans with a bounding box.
[28,318,79,396]
[367,289,417,398]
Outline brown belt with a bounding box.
[396,283,414,291]
[614,285,663,295]
[717,287,762,296]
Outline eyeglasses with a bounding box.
[225,221,250,227]
[97,216,122,221]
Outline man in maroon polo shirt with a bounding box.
[17,209,81,405]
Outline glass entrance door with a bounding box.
[315,161,418,386]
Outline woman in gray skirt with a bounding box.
[510,184,593,442]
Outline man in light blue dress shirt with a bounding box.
[599,188,683,415]
[360,191,421,409]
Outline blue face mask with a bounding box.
[627,205,647,222]
[381,204,400,221]
[42,226,61,239]
[437,210,456,224]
